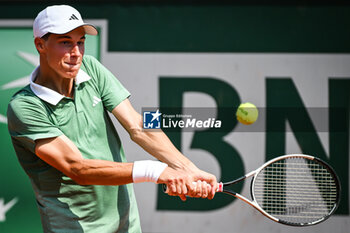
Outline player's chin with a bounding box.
[63,70,79,79]
[63,65,81,78]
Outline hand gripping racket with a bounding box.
[163,154,341,226]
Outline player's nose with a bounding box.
[71,44,82,56]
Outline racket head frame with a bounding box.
[247,154,341,226]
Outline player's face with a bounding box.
[41,27,85,79]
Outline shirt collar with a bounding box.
[29,66,91,105]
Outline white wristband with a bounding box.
[132,160,168,183]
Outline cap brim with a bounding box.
[82,24,98,36]
[44,23,98,37]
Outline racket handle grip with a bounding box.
[162,182,223,193]
[217,182,223,192]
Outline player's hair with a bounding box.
[41,33,51,40]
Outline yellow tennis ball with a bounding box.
[236,102,259,125]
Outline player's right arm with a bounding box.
[35,135,210,200]
[7,96,172,187]
[35,134,135,186]
[7,96,128,186]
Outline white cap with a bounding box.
[33,5,98,38]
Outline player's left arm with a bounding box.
[111,98,217,199]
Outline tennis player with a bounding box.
[7,5,217,233]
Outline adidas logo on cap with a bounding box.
[69,14,79,20]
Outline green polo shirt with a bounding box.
[7,55,141,233]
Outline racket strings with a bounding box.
[253,157,338,225]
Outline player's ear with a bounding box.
[34,37,46,53]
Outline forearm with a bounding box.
[112,101,195,170]
[71,158,168,186]
[131,127,195,170]
[70,159,133,185]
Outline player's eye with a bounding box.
[60,41,70,45]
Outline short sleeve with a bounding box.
[7,97,63,153]
[82,55,130,112]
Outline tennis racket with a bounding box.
[163,154,341,226]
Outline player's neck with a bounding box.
[36,62,75,98]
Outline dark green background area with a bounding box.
[0,1,349,53]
